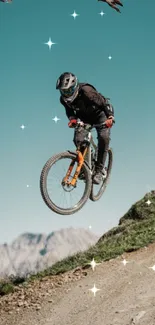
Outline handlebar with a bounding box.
[75,120,115,131]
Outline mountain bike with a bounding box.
[40,121,113,215]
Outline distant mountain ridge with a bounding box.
[0,228,99,278]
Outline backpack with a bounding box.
[79,83,111,104]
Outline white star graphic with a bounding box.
[44,38,56,50]
[89,258,101,271]
[121,258,129,266]
[20,124,26,130]
[52,116,60,123]
[71,11,79,19]
[89,284,100,297]
[99,11,105,16]
[146,200,151,206]
[108,55,112,60]
[26,184,30,188]
[149,265,155,271]
[89,225,92,229]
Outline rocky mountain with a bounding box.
[0,227,99,278]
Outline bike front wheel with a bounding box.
[40,151,92,215]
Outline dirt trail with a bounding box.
[1,243,155,325]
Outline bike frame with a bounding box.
[63,127,97,187]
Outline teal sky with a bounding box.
[0,0,155,243]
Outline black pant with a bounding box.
[73,125,111,170]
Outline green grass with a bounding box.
[0,282,15,296]
[0,191,155,296]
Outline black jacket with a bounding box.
[60,83,114,125]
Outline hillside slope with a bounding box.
[0,191,155,325]
[1,243,155,325]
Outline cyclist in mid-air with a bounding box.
[56,72,115,185]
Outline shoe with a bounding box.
[102,167,107,179]
[93,168,107,185]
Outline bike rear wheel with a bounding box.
[40,151,92,215]
[89,148,113,202]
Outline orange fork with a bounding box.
[63,148,88,186]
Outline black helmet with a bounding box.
[56,72,79,99]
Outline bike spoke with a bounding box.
[45,157,87,210]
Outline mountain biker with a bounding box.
[56,72,115,185]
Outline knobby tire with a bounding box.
[40,151,92,215]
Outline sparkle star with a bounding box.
[52,116,60,123]
[26,185,30,188]
[89,225,92,229]
[89,258,101,271]
[20,124,26,130]
[121,258,129,266]
[44,38,56,50]
[99,11,105,16]
[108,55,112,60]
[149,265,155,271]
[71,11,79,19]
[146,200,151,206]
[89,284,100,297]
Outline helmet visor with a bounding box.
[60,84,77,97]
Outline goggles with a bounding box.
[60,84,77,97]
